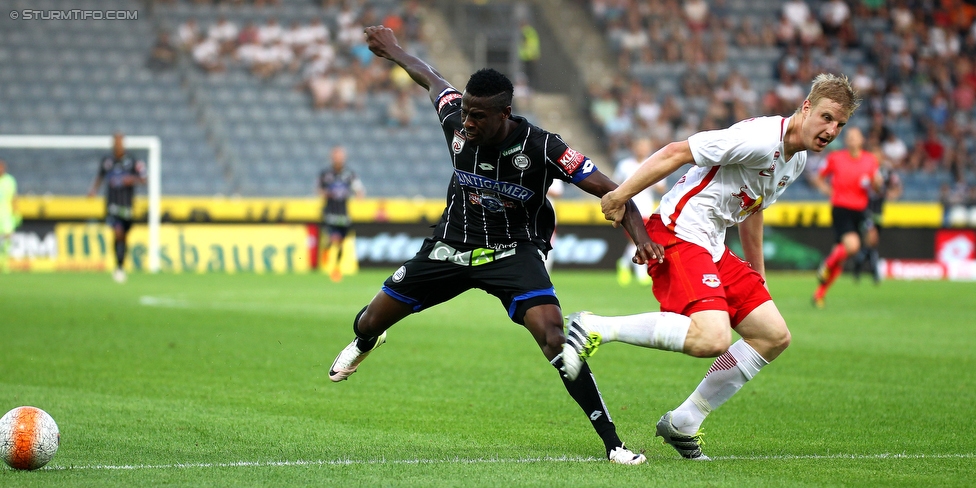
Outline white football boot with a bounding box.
[329,332,387,382]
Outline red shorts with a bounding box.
[645,215,771,327]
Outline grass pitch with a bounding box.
[1,270,974,486]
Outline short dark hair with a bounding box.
[465,68,514,110]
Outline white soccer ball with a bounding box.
[0,406,60,470]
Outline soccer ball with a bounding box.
[0,406,60,470]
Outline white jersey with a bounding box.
[614,157,658,217]
[658,115,807,261]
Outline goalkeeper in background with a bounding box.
[88,132,147,283]
[0,159,19,273]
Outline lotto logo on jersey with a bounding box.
[557,147,584,173]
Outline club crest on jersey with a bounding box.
[732,185,763,217]
[392,265,407,282]
[512,154,531,170]
[702,274,721,288]
[452,130,465,154]
[778,176,790,189]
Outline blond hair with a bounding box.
[799,73,861,117]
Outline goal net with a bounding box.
[0,135,162,273]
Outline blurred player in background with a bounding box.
[88,133,147,283]
[0,159,19,273]
[853,147,902,283]
[613,137,667,286]
[318,145,365,282]
[810,127,881,307]
[562,74,860,459]
[328,25,662,465]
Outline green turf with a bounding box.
[1,270,974,486]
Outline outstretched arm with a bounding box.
[364,25,452,104]
[601,141,693,226]
[575,171,665,265]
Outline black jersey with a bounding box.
[433,88,597,251]
[319,168,361,227]
[98,153,146,220]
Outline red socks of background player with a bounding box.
[815,243,847,299]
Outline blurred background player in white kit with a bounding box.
[613,137,667,286]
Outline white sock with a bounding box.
[587,312,690,352]
[670,339,769,435]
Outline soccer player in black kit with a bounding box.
[318,145,365,282]
[88,132,146,283]
[328,26,664,464]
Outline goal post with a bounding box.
[0,135,162,273]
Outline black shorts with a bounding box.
[831,206,866,243]
[321,223,350,240]
[862,209,883,235]
[382,238,559,325]
[106,215,132,233]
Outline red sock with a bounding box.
[825,243,847,270]
[820,244,847,294]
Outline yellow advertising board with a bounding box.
[127,224,311,273]
[17,196,944,227]
[15,223,312,273]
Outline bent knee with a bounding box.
[772,324,792,351]
[686,326,732,358]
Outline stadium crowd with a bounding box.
[170,0,426,118]
[583,0,976,205]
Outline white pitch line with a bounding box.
[48,453,976,471]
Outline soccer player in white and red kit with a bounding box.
[810,127,881,306]
[560,74,861,459]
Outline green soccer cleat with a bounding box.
[655,411,710,461]
[329,331,387,382]
[560,312,602,381]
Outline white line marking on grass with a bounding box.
[711,453,976,461]
[49,453,976,471]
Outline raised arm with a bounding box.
[601,141,694,226]
[576,171,665,265]
[364,25,452,104]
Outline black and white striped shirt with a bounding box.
[432,88,597,252]
[97,153,146,220]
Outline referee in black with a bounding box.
[327,26,664,464]
[88,132,147,283]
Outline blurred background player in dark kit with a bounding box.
[318,145,365,282]
[88,132,147,283]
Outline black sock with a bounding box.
[869,248,880,281]
[115,240,126,268]
[352,306,378,350]
[552,356,622,457]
